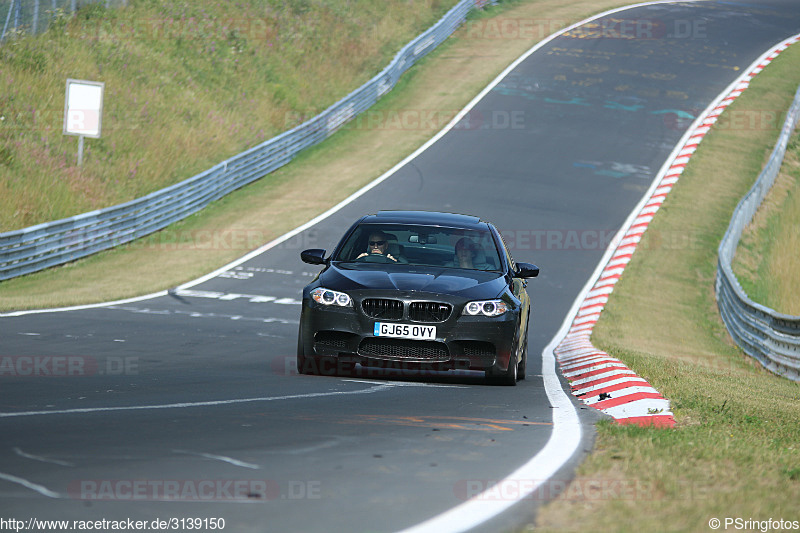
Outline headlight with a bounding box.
[462,299,508,317]
[311,288,352,307]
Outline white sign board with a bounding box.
[63,79,104,138]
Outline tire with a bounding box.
[485,352,518,386]
[518,334,528,381]
[500,351,518,386]
[518,310,530,381]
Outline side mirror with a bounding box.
[514,262,539,279]
[301,249,327,265]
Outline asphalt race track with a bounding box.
[2,2,800,531]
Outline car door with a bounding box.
[494,227,531,364]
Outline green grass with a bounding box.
[535,36,800,533]
[733,131,800,315]
[0,0,458,231]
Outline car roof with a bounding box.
[363,210,487,228]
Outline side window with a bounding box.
[338,227,360,261]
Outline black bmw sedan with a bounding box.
[298,211,538,385]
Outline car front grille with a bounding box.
[361,298,404,320]
[361,299,452,322]
[358,338,449,362]
[409,301,452,323]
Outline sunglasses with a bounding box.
[369,240,387,246]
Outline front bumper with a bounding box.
[298,291,519,372]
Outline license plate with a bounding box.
[374,322,436,341]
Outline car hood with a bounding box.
[319,263,508,299]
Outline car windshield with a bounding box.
[334,223,503,271]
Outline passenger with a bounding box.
[453,237,490,270]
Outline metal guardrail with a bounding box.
[0,0,476,280]
[1,0,128,42]
[716,82,800,382]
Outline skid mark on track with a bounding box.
[12,447,74,467]
[0,471,61,498]
[295,414,551,432]
[173,450,260,470]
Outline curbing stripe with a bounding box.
[585,389,664,408]
[573,379,651,397]
[562,366,630,381]
[602,399,672,420]
[567,369,639,388]
[562,359,620,373]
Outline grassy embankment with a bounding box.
[536,40,800,533]
[0,0,457,231]
[0,0,634,310]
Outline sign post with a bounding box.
[63,79,104,167]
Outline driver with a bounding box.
[357,231,399,262]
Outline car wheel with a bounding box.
[518,335,527,381]
[501,351,518,386]
[486,353,518,386]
